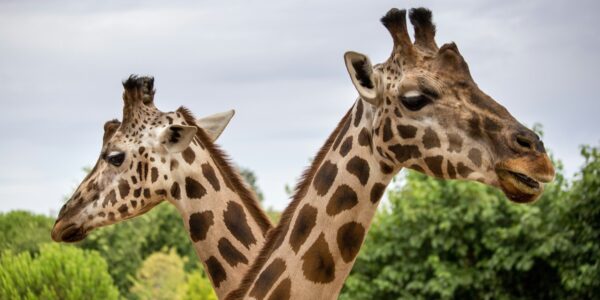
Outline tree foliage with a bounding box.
[341,146,600,299]
[179,272,218,300]
[130,249,187,300]
[0,210,54,254]
[78,202,199,295]
[0,243,119,300]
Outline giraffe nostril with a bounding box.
[516,135,533,150]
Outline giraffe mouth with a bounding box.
[496,169,543,203]
[53,223,88,243]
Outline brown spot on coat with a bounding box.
[483,117,501,132]
[339,136,353,157]
[103,190,117,208]
[424,156,444,177]
[379,161,394,174]
[223,202,257,249]
[312,160,338,196]
[170,159,179,171]
[447,161,457,178]
[189,211,214,242]
[447,133,463,153]
[202,163,221,191]
[382,118,393,142]
[388,144,421,163]
[118,179,130,199]
[457,162,473,178]
[135,161,144,181]
[182,147,195,164]
[205,256,227,288]
[468,148,482,167]
[370,183,386,203]
[150,167,158,183]
[185,177,206,199]
[267,278,291,300]
[397,124,417,139]
[170,182,181,200]
[250,258,286,300]
[117,204,129,217]
[326,184,358,216]
[422,127,441,149]
[468,115,482,138]
[337,221,366,263]
[347,156,370,185]
[354,100,363,127]
[289,204,318,253]
[301,233,335,283]
[358,128,372,149]
[218,237,248,267]
[410,164,425,173]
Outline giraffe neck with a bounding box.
[166,124,271,299]
[229,99,397,300]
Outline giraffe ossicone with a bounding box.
[51,75,272,298]
[230,7,554,300]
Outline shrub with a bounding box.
[0,243,119,300]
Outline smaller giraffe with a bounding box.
[51,76,272,298]
[230,7,555,300]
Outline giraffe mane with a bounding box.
[226,108,354,300]
[176,106,273,235]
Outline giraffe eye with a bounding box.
[400,94,432,111]
[106,151,125,167]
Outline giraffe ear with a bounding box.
[159,125,197,153]
[344,51,382,106]
[196,109,235,142]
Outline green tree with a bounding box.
[141,204,199,271]
[78,209,154,294]
[179,272,217,300]
[0,243,119,300]
[0,210,54,254]
[130,249,187,300]
[341,146,600,299]
[552,146,600,298]
[79,203,204,296]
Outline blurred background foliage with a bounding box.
[1,148,599,299]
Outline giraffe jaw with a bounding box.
[495,169,544,203]
[51,222,88,243]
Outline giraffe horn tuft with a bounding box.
[409,7,437,50]
[380,8,413,54]
[122,74,155,106]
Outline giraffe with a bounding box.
[228,7,555,300]
[50,75,273,298]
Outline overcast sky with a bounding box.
[1,0,598,215]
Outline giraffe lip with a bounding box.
[58,224,87,243]
[507,171,540,189]
[496,168,542,203]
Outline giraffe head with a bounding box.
[51,76,235,242]
[344,8,554,203]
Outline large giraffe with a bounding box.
[51,76,272,298]
[229,8,555,300]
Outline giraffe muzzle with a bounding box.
[495,153,555,203]
[51,221,88,243]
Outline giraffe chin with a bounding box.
[496,169,543,203]
[51,222,88,243]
